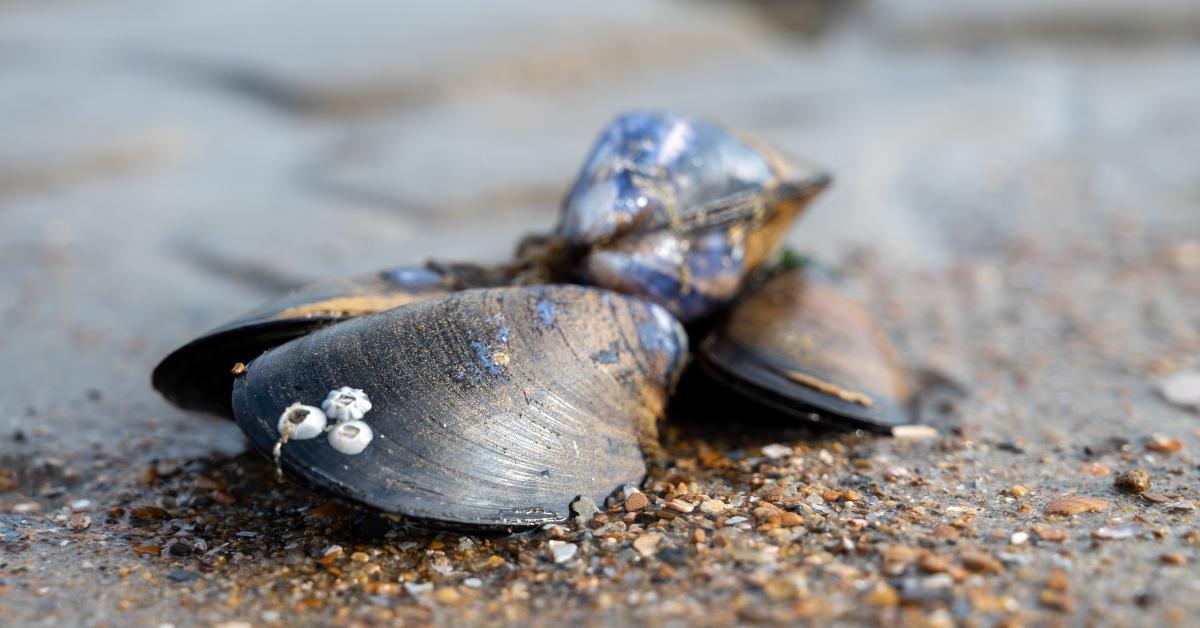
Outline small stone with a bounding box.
[13,502,41,514]
[1010,485,1029,498]
[960,551,1003,574]
[633,534,661,557]
[132,544,162,556]
[1161,553,1187,566]
[547,540,577,564]
[779,512,804,528]
[699,499,726,515]
[166,570,198,583]
[1146,435,1184,454]
[433,587,461,604]
[1044,495,1108,516]
[892,425,938,441]
[350,551,370,562]
[761,443,793,459]
[723,516,749,526]
[865,584,899,606]
[1114,468,1151,494]
[624,492,650,511]
[1166,500,1197,513]
[1092,525,1140,540]
[1032,525,1069,542]
[1080,463,1111,477]
[570,495,599,525]
[1158,371,1200,408]
[463,577,482,588]
[67,513,91,531]
[70,499,92,511]
[665,499,694,514]
[129,505,168,521]
[1010,531,1029,545]
[919,554,950,573]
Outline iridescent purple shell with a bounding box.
[559,111,829,322]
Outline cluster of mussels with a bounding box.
[153,111,912,531]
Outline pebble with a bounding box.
[404,582,433,596]
[13,502,41,514]
[570,495,599,525]
[1044,495,1108,516]
[1145,435,1183,454]
[779,512,804,528]
[463,577,482,588]
[624,492,650,511]
[960,551,1003,574]
[166,569,198,583]
[892,425,939,441]
[66,513,91,531]
[1114,468,1151,493]
[130,504,168,520]
[69,499,92,511]
[699,499,726,515]
[1009,531,1029,545]
[547,540,577,564]
[665,499,694,514]
[633,534,661,557]
[1032,526,1069,542]
[1157,371,1200,408]
[1092,525,1140,540]
[1010,485,1029,498]
[761,443,793,459]
[1161,553,1188,566]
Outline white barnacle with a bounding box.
[321,386,372,422]
[276,403,327,440]
[328,420,373,455]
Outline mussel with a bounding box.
[233,285,686,528]
[153,109,915,530]
[552,110,830,323]
[696,263,911,431]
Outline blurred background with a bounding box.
[1,0,1199,449]
[3,3,1200,624]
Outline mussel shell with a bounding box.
[697,265,911,430]
[559,110,829,322]
[153,267,454,418]
[232,285,688,529]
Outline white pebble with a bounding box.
[548,540,577,564]
[1158,372,1200,408]
[322,386,373,421]
[761,443,793,459]
[892,425,939,441]
[1010,531,1029,545]
[276,403,327,440]
[328,420,373,454]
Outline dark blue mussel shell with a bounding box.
[232,285,687,529]
[559,111,830,322]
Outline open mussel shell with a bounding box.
[558,110,830,322]
[696,264,912,431]
[153,267,455,418]
[232,285,688,530]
